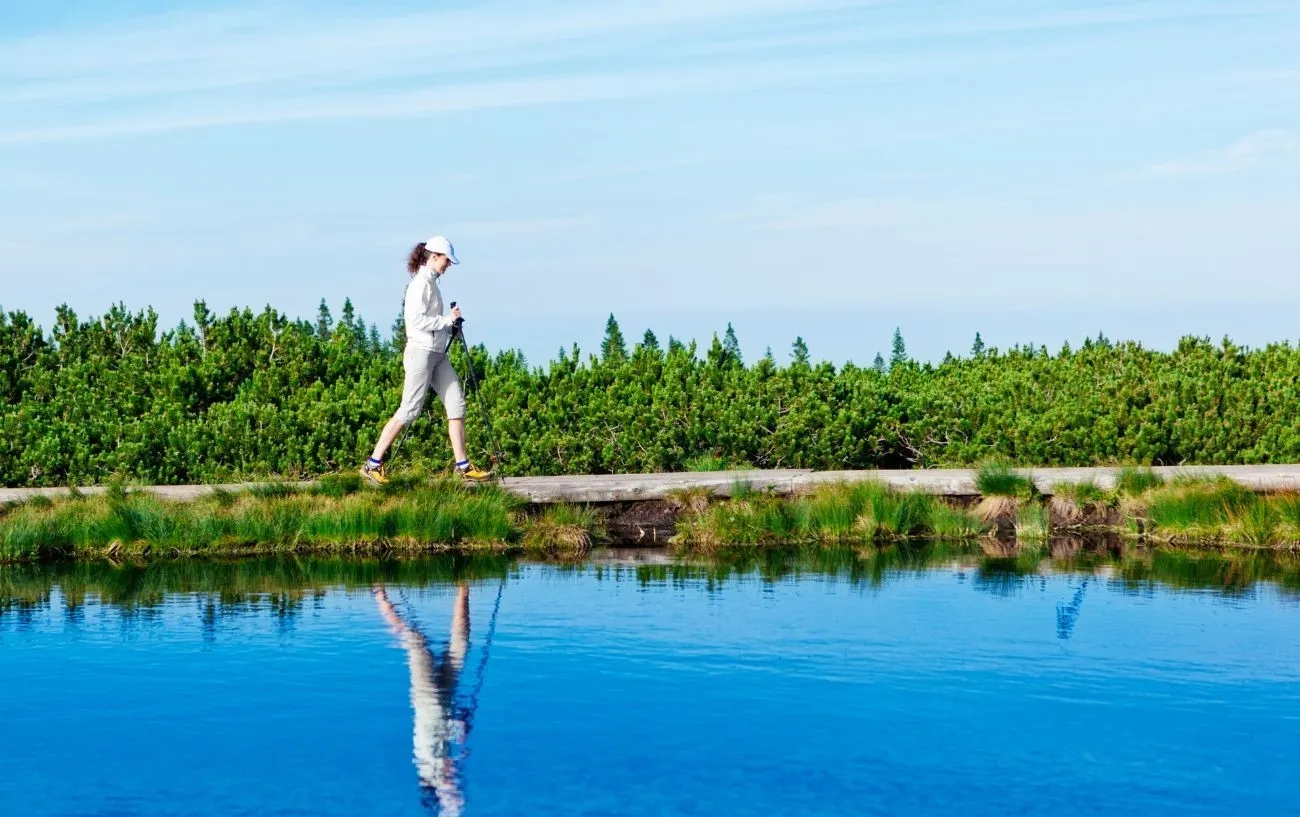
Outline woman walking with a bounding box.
[361,235,491,485]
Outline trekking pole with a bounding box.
[450,302,506,466]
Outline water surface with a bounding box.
[3,548,1299,816]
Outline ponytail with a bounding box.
[406,242,430,275]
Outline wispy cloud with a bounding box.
[1,0,1285,145]
[1144,130,1300,176]
[0,1,879,100]
[0,0,893,144]
[0,45,1033,146]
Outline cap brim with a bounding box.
[448,254,459,265]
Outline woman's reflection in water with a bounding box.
[375,583,470,816]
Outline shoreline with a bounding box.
[3,466,1299,562]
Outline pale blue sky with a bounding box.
[2,1,1298,366]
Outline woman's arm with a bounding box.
[405,276,454,333]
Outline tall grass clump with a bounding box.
[1115,466,1164,496]
[1014,502,1050,544]
[1227,501,1278,547]
[1274,493,1300,544]
[673,494,794,549]
[521,504,602,559]
[1054,480,1106,505]
[974,460,1035,527]
[684,455,734,472]
[975,460,1035,499]
[930,503,988,539]
[848,483,936,540]
[1142,477,1261,544]
[1049,479,1117,528]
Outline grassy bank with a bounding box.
[0,474,596,563]
[669,466,1300,551]
[6,465,1300,564]
[670,480,984,548]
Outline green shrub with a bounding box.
[4,304,1300,489]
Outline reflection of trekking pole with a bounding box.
[449,302,506,466]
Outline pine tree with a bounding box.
[188,300,214,355]
[316,299,333,340]
[791,336,810,366]
[872,352,886,374]
[641,329,659,352]
[890,327,908,367]
[601,314,627,363]
[340,298,366,339]
[971,331,985,357]
[722,322,742,366]
[390,302,406,348]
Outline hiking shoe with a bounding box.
[456,462,493,482]
[360,461,389,486]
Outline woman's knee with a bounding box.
[394,402,423,425]
[444,384,467,420]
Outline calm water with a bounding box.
[3,548,1299,817]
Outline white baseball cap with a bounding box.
[424,235,459,265]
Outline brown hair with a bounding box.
[406,242,431,275]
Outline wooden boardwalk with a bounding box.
[3,465,1300,505]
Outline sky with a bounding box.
[1,0,1298,367]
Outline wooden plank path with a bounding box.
[3,464,1300,505]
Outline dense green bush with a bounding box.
[2,300,1299,487]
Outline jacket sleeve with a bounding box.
[405,276,453,333]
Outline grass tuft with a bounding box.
[521,504,600,559]
[975,495,1019,525]
[1054,479,1106,505]
[1115,466,1164,496]
[1144,477,1260,544]
[1048,496,1084,527]
[1275,493,1300,544]
[975,460,1035,499]
[1228,501,1278,547]
[1015,502,1050,543]
[930,502,987,539]
[684,455,734,472]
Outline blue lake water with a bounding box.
[2,550,1299,817]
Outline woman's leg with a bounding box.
[370,416,407,462]
[447,418,469,464]
[370,346,434,464]
[429,355,470,465]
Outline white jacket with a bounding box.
[404,265,454,353]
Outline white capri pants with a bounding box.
[395,345,466,424]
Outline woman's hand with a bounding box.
[449,304,462,322]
